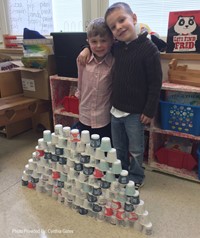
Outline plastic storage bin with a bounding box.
[160,100,200,136]
[61,96,79,115]
[155,147,197,170]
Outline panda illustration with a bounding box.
[174,16,197,35]
[167,15,200,52]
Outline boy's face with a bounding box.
[88,34,113,60]
[106,8,137,42]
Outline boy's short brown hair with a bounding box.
[87,17,113,39]
[105,2,133,21]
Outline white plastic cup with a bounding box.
[51,132,58,145]
[54,124,63,136]
[78,171,88,183]
[38,138,47,150]
[100,137,112,152]
[81,130,90,144]
[139,210,151,226]
[94,147,105,160]
[142,222,153,235]
[43,130,52,142]
[105,170,115,182]
[118,170,129,184]
[63,126,71,138]
[90,134,101,148]
[98,158,109,172]
[106,148,117,163]
[111,159,122,175]
[135,199,145,215]
[70,129,80,142]
[85,143,95,156]
[125,181,135,196]
[76,141,86,153]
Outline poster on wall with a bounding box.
[166,10,200,53]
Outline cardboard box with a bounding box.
[20,55,56,100]
[32,111,53,131]
[1,118,32,138]
[0,95,51,126]
[0,70,23,98]
[21,69,50,100]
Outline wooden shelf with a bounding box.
[148,73,200,182]
[54,107,79,118]
[161,53,200,61]
[162,81,200,93]
[50,75,79,126]
[150,126,200,141]
[0,48,23,55]
[148,161,199,183]
[50,75,78,82]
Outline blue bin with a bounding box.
[160,100,200,136]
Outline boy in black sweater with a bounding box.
[78,2,162,189]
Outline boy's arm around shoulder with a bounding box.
[75,59,85,99]
[77,46,91,65]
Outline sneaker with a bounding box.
[135,181,145,190]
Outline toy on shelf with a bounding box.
[3,34,22,48]
[168,58,200,87]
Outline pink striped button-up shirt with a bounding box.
[76,53,114,128]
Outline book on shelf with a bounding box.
[166,10,200,53]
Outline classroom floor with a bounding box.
[0,129,200,238]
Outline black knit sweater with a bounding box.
[111,32,162,118]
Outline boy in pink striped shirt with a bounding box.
[75,17,114,139]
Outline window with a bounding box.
[0,0,200,40]
[52,0,83,32]
[4,0,82,35]
[109,0,200,36]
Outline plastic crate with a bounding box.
[160,100,200,136]
[155,147,197,170]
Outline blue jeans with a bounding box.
[111,114,145,183]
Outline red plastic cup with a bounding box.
[127,211,138,221]
[116,208,125,220]
[104,206,113,217]
[52,171,60,179]
[35,146,45,157]
[111,199,122,210]
[27,181,36,189]
[93,168,104,178]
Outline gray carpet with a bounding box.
[0,129,200,238]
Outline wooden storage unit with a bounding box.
[50,75,79,127]
[50,55,200,182]
[147,81,200,182]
